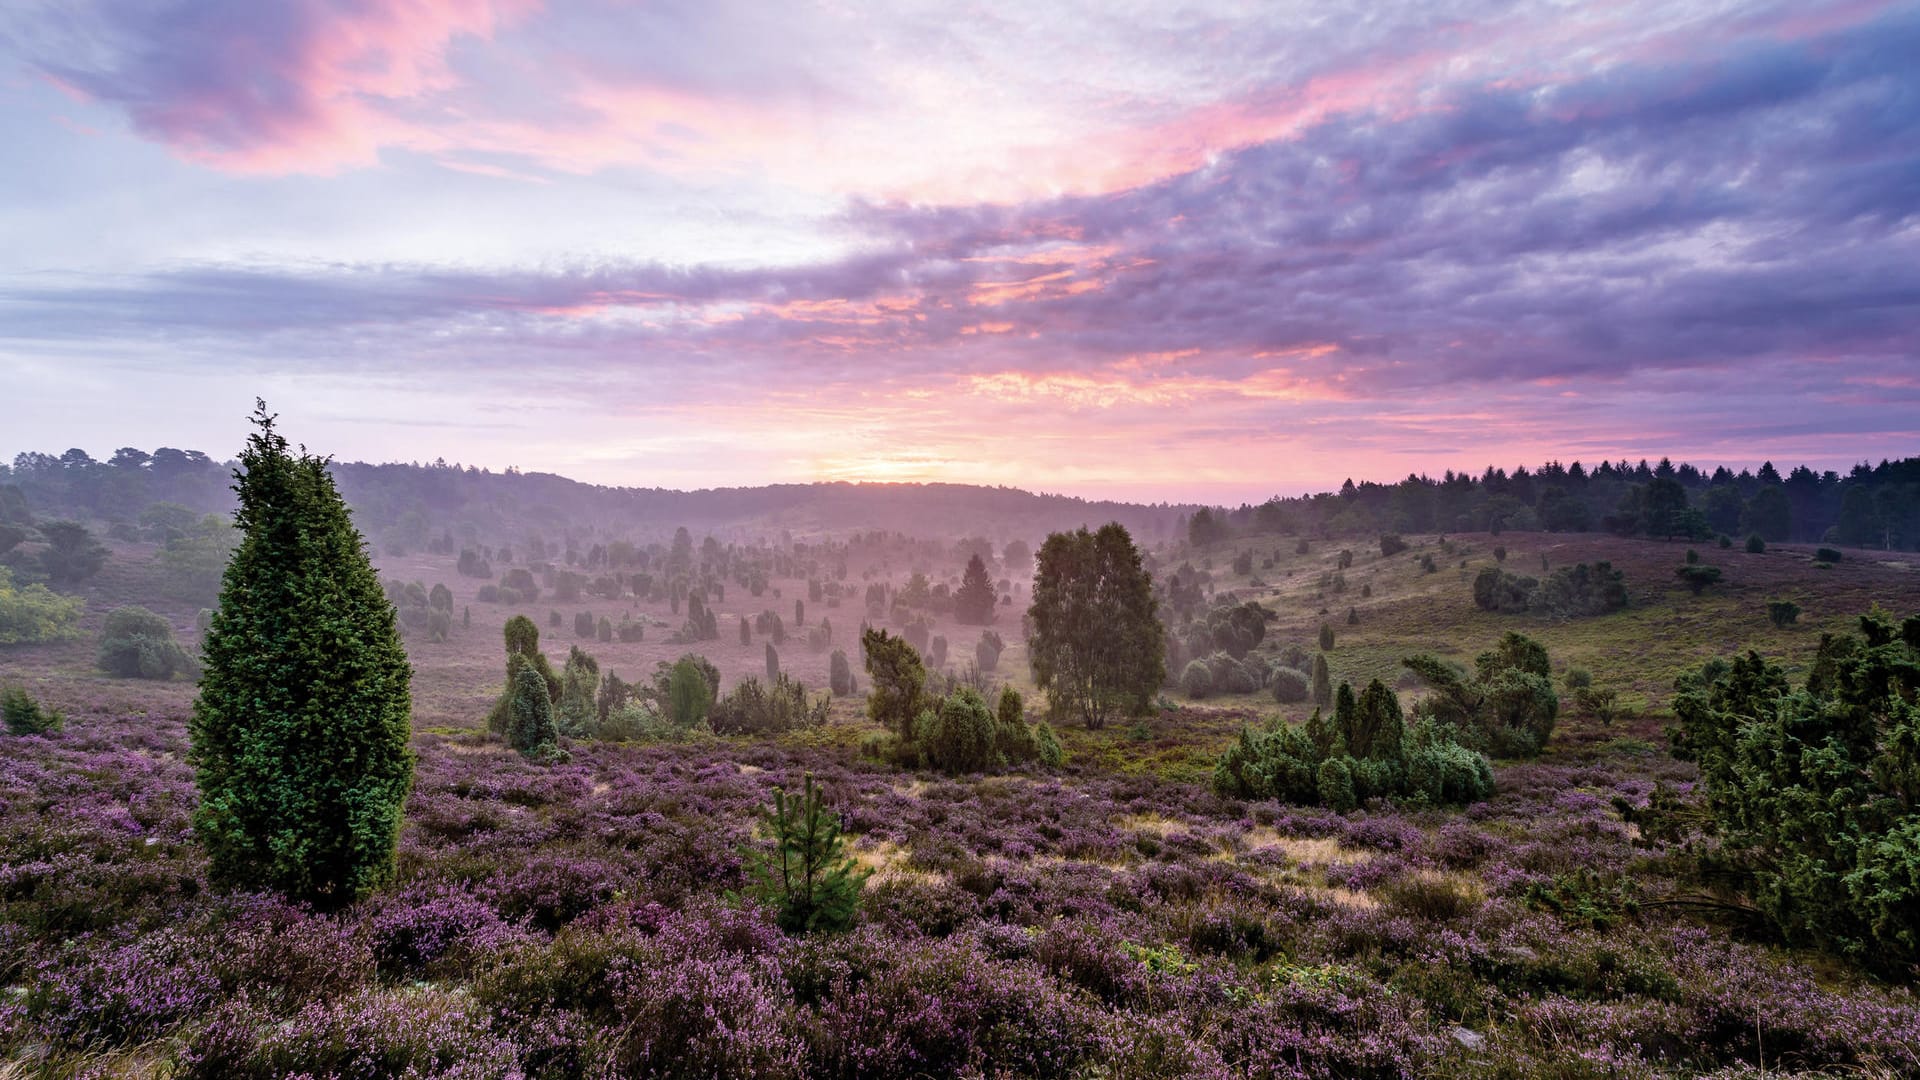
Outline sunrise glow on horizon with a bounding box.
[2,0,1916,502]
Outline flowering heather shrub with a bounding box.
[3,680,1918,1076]
[609,946,806,1078]
[810,930,1095,1078]
[367,882,510,976]
[183,988,518,1079]
[28,929,223,1048]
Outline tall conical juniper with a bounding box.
[189,401,414,909]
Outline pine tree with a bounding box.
[953,553,997,624]
[189,403,414,910]
[746,773,868,933]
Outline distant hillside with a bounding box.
[0,448,1194,549]
[6,445,1917,553]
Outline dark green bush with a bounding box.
[1675,563,1722,595]
[96,605,196,679]
[1404,631,1559,757]
[1270,666,1308,704]
[915,687,998,773]
[1767,599,1800,628]
[37,520,109,587]
[1473,567,1536,613]
[507,663,564,761]
[1816,546,1843,563]
[1670,610,1920,974]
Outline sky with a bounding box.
[1,0,1916,504]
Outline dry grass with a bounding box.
[1237,828,1376,867]
[848,838,943,884]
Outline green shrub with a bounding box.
[862,627,926,736]
[1533,561,1629,616]
[1670,610,1920,974]
[663,656,716,729]
[915,688,998,773]
[1767,599,1800,628]
[36,520,109,587]
[1472,566,1536,613]
[96,605,196,679]
[1675,563,1722,595]
[1816,546,1843,563]
[1317,623,1335,651]
[189,404,414,909]
[992,687,1037,762]
[1403,631,1559,757]
[708,674,828,736]
[1746,533,1766,554]
[1033,721,1065,767]
[2,685,63,735]
[1214,679,1492,808]
[599,701,697,743]
[1379,534,1408,557]
[556,646,600,737]
[829,649,853,696]
[486,617,560,736]
[507,663,564,761]
[0,565,83,645]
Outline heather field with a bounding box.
[3,531,1920,1078]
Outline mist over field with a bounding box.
[4,1,1920,1076]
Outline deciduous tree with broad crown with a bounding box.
[1026,523,1165,730]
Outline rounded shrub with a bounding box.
[1270,666,1309,704]
[1181,660,1213,699]
[96,605,195,679]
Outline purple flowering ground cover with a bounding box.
[2,697,1918,1078]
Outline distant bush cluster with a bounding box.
[1213,679,1493,809]
[1473,561,1628,617]
[861,627,1061,772]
